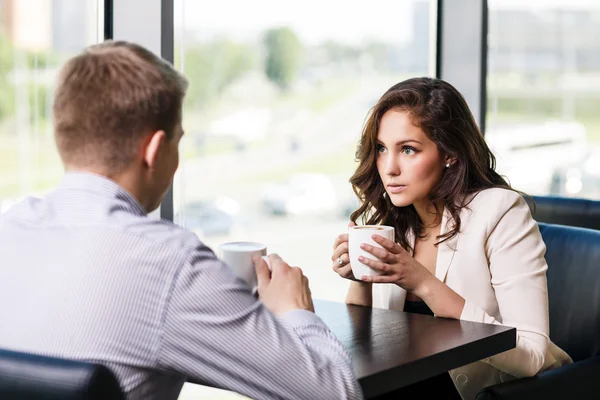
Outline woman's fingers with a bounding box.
[372,234,406,255]
[331,241,349,261]
[338,264,354,278]
[333,233,349,249]
[360,243,395,263]
[360,275,397,284]
[332,253,350,269]
[358,256,391,273]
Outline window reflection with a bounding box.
[487,0,600,199]
[0,0,103,211]
[174,0,435,304]
[174,1,434,398]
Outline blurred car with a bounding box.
[486,121,587,195]
[175,197,239,237]
[549,147,600,199]
[262,173,338,216]
[341,195,360,219]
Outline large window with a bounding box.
[0,0,104,211]
[173,0,436,307]
[174,4,435,399]
[487,0,600,199]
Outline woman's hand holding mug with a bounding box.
[331,222,357,281]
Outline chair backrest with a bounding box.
[539,223,600,362]
[530,196,600,230]
[0,348,124,400]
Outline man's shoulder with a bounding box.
[1,192,215,261]
[4,195,205,256]
[1,195,42,216]
[120,215,205,254]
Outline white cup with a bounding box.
[219,241,271,291]
[348,225,395,278]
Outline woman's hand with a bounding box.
[358,234,466,319]
[333,222,374,307]
[357,234,434,295]
[331,222,358,281]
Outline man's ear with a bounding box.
[143,130,166,170]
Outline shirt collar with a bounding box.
[57,172,147,216]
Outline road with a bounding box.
[171,78,392,301]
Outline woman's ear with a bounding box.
[444,155,457,168]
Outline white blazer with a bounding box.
[373,188,572,400]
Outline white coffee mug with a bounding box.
[348,225,395,278]
[219,241,271,291]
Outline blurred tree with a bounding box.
[0,33,57,128]
[181,39,255,109]
[263,27,303,91]
[26,51,55,127]
[363,40,391,71]
[0,34,15,122]
[320,41,360,63]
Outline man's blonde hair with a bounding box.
[53,40,188,171]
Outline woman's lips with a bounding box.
[387,185,406,194]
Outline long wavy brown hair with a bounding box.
[350,77,516,251]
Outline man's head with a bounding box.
[53,40,188,212]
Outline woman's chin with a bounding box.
[389,193,413,208]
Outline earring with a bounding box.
[445,163,450,168]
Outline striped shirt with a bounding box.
[0,172,363,400]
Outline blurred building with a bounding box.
[489,7,600,73]
[0,0,98,52]
[409,0,431,73]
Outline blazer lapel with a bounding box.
[435,206,458,283]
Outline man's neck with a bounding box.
[64,165,150,212]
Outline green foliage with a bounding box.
[319,40,360,62]
[181,39,256,109]
[0,33,57,126]
[263,27,303,91]
[0,34,15,121]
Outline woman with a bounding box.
[331,77,572,400]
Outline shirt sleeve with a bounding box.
[459,192,550,377]
[156,241,363,400]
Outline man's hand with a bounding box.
[254,253,314,316]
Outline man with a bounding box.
[0,41,362,400]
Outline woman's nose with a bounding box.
[385,154,400,176]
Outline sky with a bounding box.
[175,0,600,47]
[489,0,600,9]
[175,0,420,45]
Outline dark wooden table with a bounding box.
[314,299,516,399]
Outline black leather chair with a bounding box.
[528,195,600,230]
[0,348,124,400]
[476,222,600,399]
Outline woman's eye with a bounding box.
[376,144,386,153]
[401,147,416,155]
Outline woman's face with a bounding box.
[376,109,446,208]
